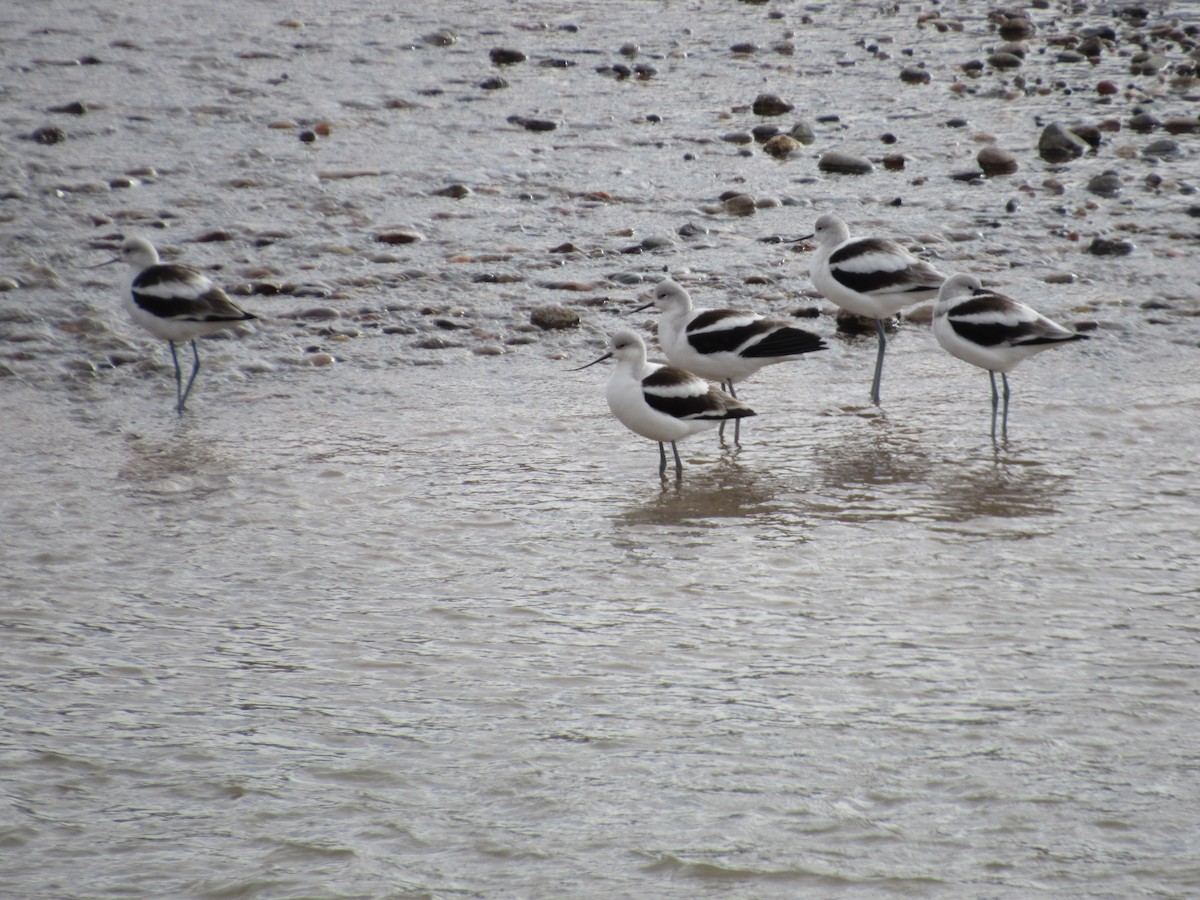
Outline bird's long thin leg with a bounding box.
[658,442,668,477]
[870,318,888,405]
[726,381,742,445]
[1000,372,1011,440]
[671,441,684,479]
[718,380,732,442]
[177,339,201,414]
[168,340,184,413]
[988,370,999,440]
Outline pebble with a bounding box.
[489,48,526,65]
[722,131,753,145]
[789,121,817,144]
[1044,272,1078,284]
[977,146,1019,175]
[818,150,873,175]
[301,352,336,366]
[752,93,793,116]
[0,277,20,292]
[900,66,931,84]
[1143,139,1180,160]
[31,126,66,144]
[1087,172,1123,197]
[1088,237,1135,256]
[376,229,423,244]
[1163,118,1200,135]
[721,194,758,216]
[1038,123,1089,162]
[530,305,579,330]
[763,134,802,158]
[507,115,557,132]
[987,52,1023,69]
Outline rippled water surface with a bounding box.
[3,1,1199,897]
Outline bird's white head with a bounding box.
[938,272,983,302]
[811,213,850,248]
[119,236,161,270]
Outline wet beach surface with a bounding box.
[2,1,1199,897]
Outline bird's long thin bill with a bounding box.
[626,301,655,315]
[79,257,121,269]
[785,233,814,243]
[570,352,613,371]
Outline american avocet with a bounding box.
[933,273,1089,439]
[95,236,257,414]
[573,329,756,477]
[802,213,946,405]
[630,278,826,442]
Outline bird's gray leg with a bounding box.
[177,339,201,414]
[870,318,888,405]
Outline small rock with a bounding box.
[730,42,760,55]
[998,16,1036,40]
[301,352,336,366]
[763,134,802,159]
[721,194,757,216]
[530,305,579,330]
[377,229,423,245]
[1087,172,1122,197]
[1069,125,1102,150]
[977,146,1019,175]
[818,150,873,175]
[31,126,66,145]
[900,66,931,84]
[721,131,753,145]
[489,48,527,65]
[47,101,87,115]
[1044,272,1078,284]
[1096,80,1120,96]
[987,52,1023,69]
[1163,118,1200,135]
[1087,237,1134,256]
[751,123,782,142]
[1038,123,1089,163]
[882,154,906,171]
[752,93,793,116]
[479,77,508,90]
[433,184,472,199]
[1143,139,1180,160]
[508,115,557,132]
[788,121,817,144]
[1128,112,1160,133]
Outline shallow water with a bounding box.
[3,1,1199,898]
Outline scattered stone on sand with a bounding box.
[977,146,1018,175]
[479,76,508,90]
[752,93,793,116]
[489,48,526,65]
[1088,237,1135,257]
[1143,139,1180,160]
[376,229,424,244]
[789,121,816,144]
[433,183,471,199]
[900,66,931,84]
[987,51,1023,69]
[763,134,802,159]
[818,150,873,175]
[1038,123,1089,162]
[721,131,753,145]
[1087,172,1122,197]
[31,126,66,144]
[507,115,557,132]
[720,193,758,216]
[47,101,87,115]
[530,305,580,330]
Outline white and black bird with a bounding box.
[573,329,756,478]
[803,213,946,405]
[933,273,1089,439]
[99,236,257,414]
[630,278,826,442]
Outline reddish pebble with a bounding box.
[1097,80,1119,96]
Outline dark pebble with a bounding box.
[31,126,66,144]
[882,154,906,171]
[752,93,794,116]
[530,305,580,330]
[298,130,316,143]
[489,48,527,65]
[988,52,1023,69]
[479,77,508,90]
[900,66,931,84]
[818,150,873,175]
[751,123,781,142]
[47,101,87,115]
[507,115,557,132]
[945,117,969,128]
[1088,237,1135,256]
